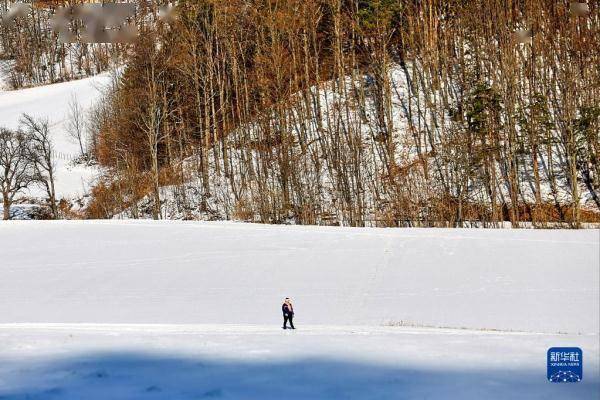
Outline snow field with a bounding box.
[0,221,598,399]
[0,221,597,333]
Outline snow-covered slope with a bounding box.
[0,221,597,334]
[0,73,112,202]
[117,63,598,223]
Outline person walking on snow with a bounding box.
[282,298,295,329]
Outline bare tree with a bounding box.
[66,93,87,159]
[0,127,35,220]
[20,114,57,219]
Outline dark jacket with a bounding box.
[282,303,294,316]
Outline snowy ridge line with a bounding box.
[0,323,593,337]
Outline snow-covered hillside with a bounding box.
[0,222,598,398]
[0,73,112,213]
[114,63,599,223]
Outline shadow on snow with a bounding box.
[0,352,598,400]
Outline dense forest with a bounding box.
[2,0,599,227]
[0,0,147,87]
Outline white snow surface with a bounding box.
[0,73,111,201]
[0,221,598,399]
[0,221,597,333]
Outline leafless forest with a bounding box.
[1,0,599,227]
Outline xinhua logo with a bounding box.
[547,347,582,383]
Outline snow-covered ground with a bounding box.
[1,221,597,333]
[0,324,597,400]
[0,221,598,398]
[0,72,111,204]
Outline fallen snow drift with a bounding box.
[0,73,111,201]
[0,221,597,334]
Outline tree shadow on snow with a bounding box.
[0,352,597,400]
